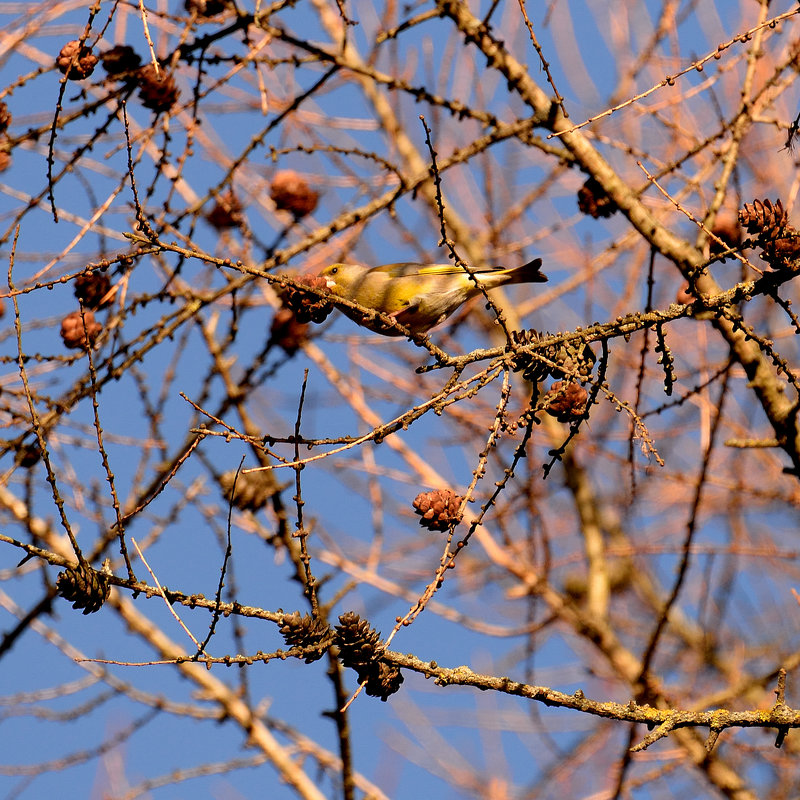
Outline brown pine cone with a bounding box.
[55,561,111,614]
[334,612,403,700]
[334,612,382,669]
[577,177,618,219]
[510,329,557,383]
[0,137,10,172]
[270,170,319,218]
[0,101,11,134]
[16,440,41,469]
[282,275,334,325]
[280,611,331,662]
[206,190,243,230]
[738,199,800,270]
[137,64,179,113]
[61,310,102,350]
[738,199,789,241]
[57,41,98,80]
[550,340,596,381]
[101,45,141,78]
[544,381,589,423]
[220,469,276,512]
[185,0,231,15]
[765,235,800,269]
[363,662,404,701]
[74,271,112,310]
[412,488,463,532]
[269,307,309,354]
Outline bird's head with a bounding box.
[319,263,366,297]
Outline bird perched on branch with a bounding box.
[319,258,547,336]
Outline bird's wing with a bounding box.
[374,262,493,278]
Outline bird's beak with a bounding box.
[325,278,336,288]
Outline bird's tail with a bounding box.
[507,258,547,284]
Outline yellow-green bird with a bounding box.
[319,258,547,336]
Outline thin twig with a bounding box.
[130,537,207,656]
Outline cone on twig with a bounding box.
[577,177,618,219]
[185,0,232,16]
[61,310,102,350]
[544,381,589,423]
[334,612,403,701]
[270,171,319,218]
[57,41,98,80]
[509,330,559,383]
[280,611,331,663]
[15,441,41,469]
[269,307,310,354]
[101,46,141,78]
[137,64,179,113]
[282,275,334,325]
[412,489,463,532]
[206,190,243,230]
[0,137,10,172]
[74,271,112,310]
[738,198,800,269]
[56,561,111,614]
[220,469,275,512]
[739,199,789,240]
[0,101,11,134]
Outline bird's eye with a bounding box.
[330,266,338,275]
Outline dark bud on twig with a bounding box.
[412,488,463,532]
[544,381,589,423]
[56,41,98,80]
[56,561,111,614]
[279,611,331,663]
[61,310,102,350]
[577,177,618,219]
[270,170,319,218]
